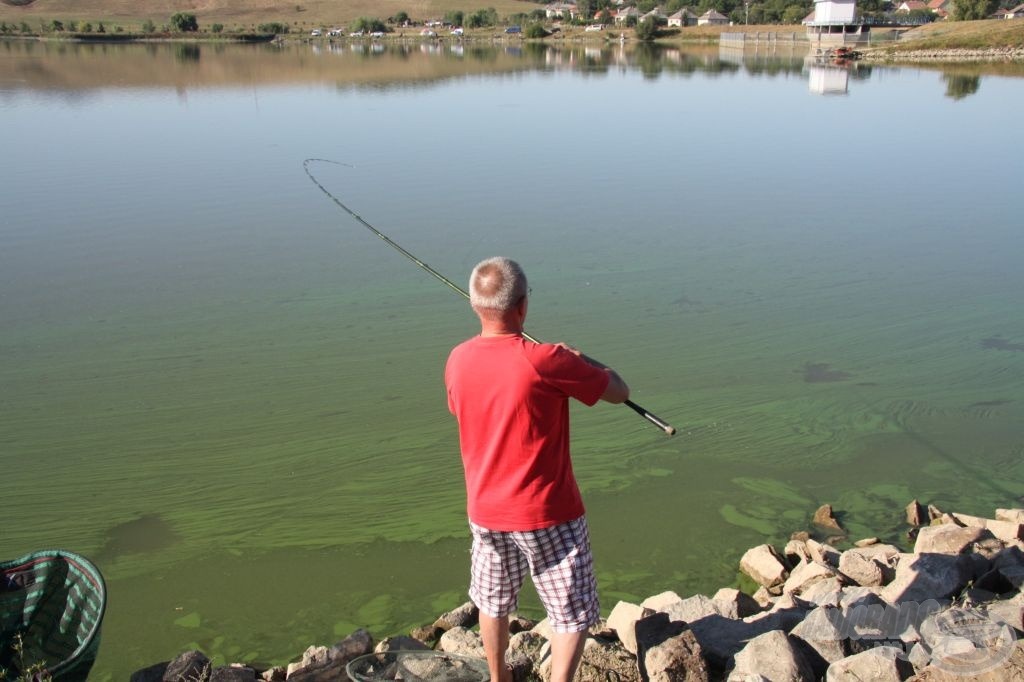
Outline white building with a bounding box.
[804,0,870,45]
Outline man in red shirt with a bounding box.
[445,257,630,682]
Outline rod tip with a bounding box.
[664,426,676,436]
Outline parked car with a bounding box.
[349,30,364,37]
[505,25,521,34]
[421,28,437,37]
[328,28,343,36]
[310,29,322,37]
[585,24,604,32]
[451,27,464,36]
[370,31,385,38]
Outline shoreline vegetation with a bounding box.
[1,3,1023,63]
[129,502,1024,681]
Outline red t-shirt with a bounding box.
[445,335,610,531]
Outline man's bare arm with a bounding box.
[556,343,631,404]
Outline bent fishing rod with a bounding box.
[303,158,676,436]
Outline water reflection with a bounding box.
[1,38,1021,96]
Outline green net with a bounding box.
[1,551,106,681]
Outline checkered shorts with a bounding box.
[469,516,599,633]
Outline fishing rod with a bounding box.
[303,158,676,436]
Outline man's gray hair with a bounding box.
[469,257,528,311]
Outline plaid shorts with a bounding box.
[469,516,599,633]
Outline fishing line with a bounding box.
[303,158,676,436]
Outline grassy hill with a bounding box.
[0,0,546,32]
[880,18,1024,51]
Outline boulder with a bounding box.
[163,651,211,682]
[800,577,844,608]
[259,669,286,682]
[508,631,546,682]
[130,663,168,682]
[409,624,444,645]
[927,505,944,522]
[641,591,684,612]
[433,601,480,631]
[729,630,815,681]
[713,588,762,618]
[907,500,928,527]
[914,525,993,555]
[814,504,844,533]
[806,539,841,569]
[635,612,708,681]
[908,640,1024,679]
[912,608,1021,679]
[374,635,429,653]
[607,601,653,655]
[839,549,885,587]
[437,626,486,658]
[996,509,1024,524]
[540,637,640,682]
[784,560,837,595]
[825,645,914,681]
[785,539,811,566]
[329,629,373,662]
[984,599,1024,632]
[882,553,973,604]
[740,544,789,590]
[790,606,848,675]
[660,594,728,624]
[209,668,257,682]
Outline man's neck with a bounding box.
[479,319,523,338]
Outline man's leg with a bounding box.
[548,629,588,682]
[478,612,512,682]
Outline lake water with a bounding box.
[2,38,1023,678]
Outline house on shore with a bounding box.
[698,9,730,25]
[804,0,871,46]
[668,8,700,26]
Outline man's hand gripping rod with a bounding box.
[304,159,676,436]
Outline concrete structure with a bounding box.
[804,0,870,46]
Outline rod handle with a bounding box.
[624,400,676,436]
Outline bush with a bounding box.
[142,19,156,33]
[20,22,32,33]
[351,16,387,33]
[525,23,548,38]
[170,12,199,32]
[49,20,65,32]
[211,23,224,33]
[258,22,289,33]
[81,22,93,32]
[635,16,658,40]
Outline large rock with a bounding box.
[997,509,1024,524]
[729,630,815,682]
[642,591,684,612]
[539,637,640,682]
[784,560,837,595]
[713,588,762,619]
[607,601,654,655]
[806,539,842,569]
[825,645,914,681]
[209,668,257,682]
[882,553,973,604]
[907,500,928,526]
[660,594,729,624]
[908,638,1024,680]
[839,549,885,587]
[814,504,844,532]
[287,631,374,682]
[437,626,486,658]
[433,601,480,631]
[635,612,708,682]
[688,600,808,668]
[800,577,844,608]
[740,544,789,590]
[914,524,993,555]
[163,651,211,681]
[790,606,848,679]
[374,636,429,653]
[508,631,546,682]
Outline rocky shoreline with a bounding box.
[861,47,1024,62]
[132,502,1024,681]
